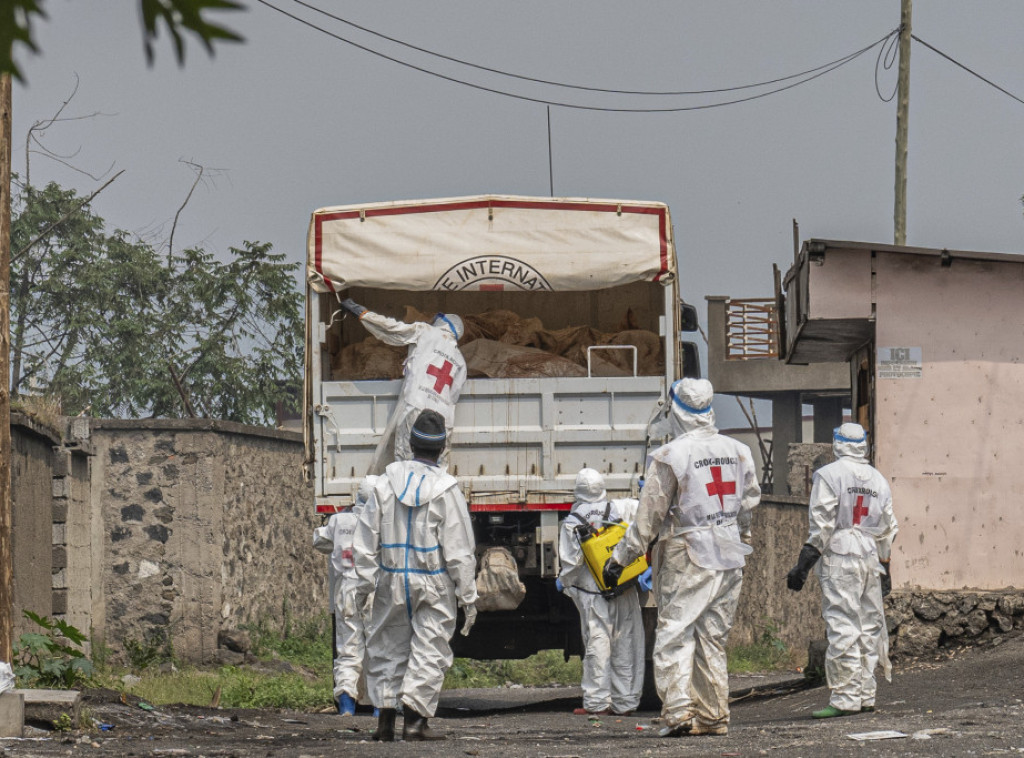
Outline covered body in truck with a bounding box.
[304,195,683,660]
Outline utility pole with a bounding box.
[547,106,554,197]
[893,0,912,246]
[0,72,13,663]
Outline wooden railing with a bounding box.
[725,298,779,360]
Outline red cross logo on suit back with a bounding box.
[852,495,870,525]
[426,360,455,393]
[705,465,737,510]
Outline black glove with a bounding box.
[786,544,821,592]
[602,559,624,589]
[880,561,892,597]
[340,297,367,317]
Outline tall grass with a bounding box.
[103,613,794,710]
[104,613,335,709]
[726,621,795,673]
[445,650,583,689]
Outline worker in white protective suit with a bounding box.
[351,409,478,742]
[557,468,645,716]
[338,297,466,471]
[312,475,380,715]
[786,422,898,719]
[603,378,760,737]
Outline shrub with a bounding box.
[13,610,93,688]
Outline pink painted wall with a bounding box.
[872,251,1024,590]
[809,249,873,320]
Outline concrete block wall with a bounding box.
[9,413,96,650]
[90,419,320,663]
[10,415,59,639]
[60,423,99,654]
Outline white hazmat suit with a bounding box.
[801,423,898,715]
[558,468,644,715]
[313,476,379,706]
[611,378,760,735]
[352,459,478,718]
[354,309,467,470]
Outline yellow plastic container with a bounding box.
[578,521,649,596]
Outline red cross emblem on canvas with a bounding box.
[852,495,869,525]
[705,466,737,510]
[426,360,455,393]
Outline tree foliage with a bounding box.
[10,179,302,425]
[2,0,243,81]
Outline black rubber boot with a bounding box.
[372,708,397,742]
[402,705,446,741]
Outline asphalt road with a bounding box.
[7,634,1024,757]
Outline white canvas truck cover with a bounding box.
[307,195,675,293]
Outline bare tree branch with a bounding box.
[169,160,203,264]
[28,151,116,182]
[166,159,228,263]
[24,74,117,185]
[29,138,83,162]
[25,74,79,188]
[167,359,197,418]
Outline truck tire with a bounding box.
[640,658,660,711]
[639,605,661,711]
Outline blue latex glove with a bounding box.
[340,297,367,317]
[638,567,653,592]
[555,577,564,592]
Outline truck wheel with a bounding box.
[640,658,660,711]
[639,605,661,711]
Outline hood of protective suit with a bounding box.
[669,378,718,436]
[833,423,869,462]
[433,313,464,341]
[574,468,607,504]
[355,474,380,509]
[385,460,458,507]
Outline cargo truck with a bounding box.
[304,195,699,677]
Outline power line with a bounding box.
[874,23,902,102]
[912,34,1024,107]
[289,0,895,98]
[255,0,894,113]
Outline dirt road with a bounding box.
[8,634,1024,757]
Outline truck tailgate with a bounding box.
[315,376,664,505]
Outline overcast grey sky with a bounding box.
[12,2,1024,331]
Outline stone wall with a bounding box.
[731,495,825,656]
[16,421,1021,667]
[786,442,833,499]
[90,419,320,663]
[887,591,1024,657]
